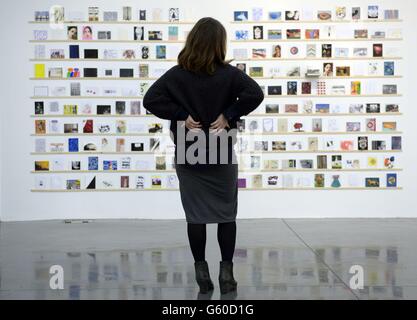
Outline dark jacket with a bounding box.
[143,63,264,165]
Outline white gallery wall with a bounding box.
[0,0,417,221]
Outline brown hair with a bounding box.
[178,17,228,75]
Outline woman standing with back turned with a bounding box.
[143,17,264,295]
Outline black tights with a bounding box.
[187,222,236,262]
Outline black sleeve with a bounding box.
[222,67,264,123]
[142,68,189,121]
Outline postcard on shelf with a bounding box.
[151,8,163,21]
[265,104,279,114]
[51,159,65,171]
[33,29,48,39]
[286,29,301,40]
[384,156,395,169]
[85,176,96,190]
[314,173,325,188]
[103,11,118,21]
[49,176,63,190]
[297,176,312,188]
[34,64,45,78]
[168,26,179,40]
[352,7,361,20]
[334,47,349,58]
[234,11,248,21]
[166,175,178,189]
[317,10,331,21]
[372,140,386,150]
[387,28,402,39]
[366,118,376,132]
[68,83,80,96]
[371,30,386,39]
[382,122,397,132]
[363,82,378,95]
[34,45,46,59]
[353,47,368,57]
[100,177,116,189]
[50,5,64,23]
[51,49,65,59]
[286,66,300,77]
[48,67,63,78]
[272,140,286,151]
[129,123,146,133]
[392,136,402,150]
[386,104,399,113]
[235,30,249,40]
[250,7,262,21]
[347,175,361,187]
[134,176,145,189]
[368,5,379,19]
[268,29,282,41]
[35,11,49,21]
[49,142,64,153]
[97,30,111,40]
[340,140,354,151]
[327,119,339,132]
[252,174,263,188]
[34,86,48,97]
[67,11,83,21]
[385,10,399,20]
[34,101,44,115]
[282,174,293,188]
[386,173,397,188]
[285,11,299,21]
[383,84,397,95]
[336,7,347,20]
[116,139,126,152]
[365,177,380,188]
[35,177,48,189]
[102,87,118,97]
[35,137,46,152]
[49,119,60,133]
[169,8,179,22]
[384,61,395,76]
[268,11,281,21]
[88,6,99,22]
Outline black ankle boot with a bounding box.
[194,261,214,293]
[219,260,237,294]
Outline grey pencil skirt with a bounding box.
[175,162,238,224]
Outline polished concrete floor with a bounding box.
[0,218,416,300]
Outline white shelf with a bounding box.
[263,94,402,98]
[30,40,185,43]
[30,94,403,99]
[231,57,403,61]
[31,131,403,136]
[29,20,195,25]
[30,168,403,174]
[30,150,402,155]
[30,187,403,192]
[30,112,403,118]
[231,38,402,42]
[30,58,177,62]
[230,19,403,24]
[31,96,144,99]
[30,57,402,62]
[31,77,159,81]
[30,75,403,81]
